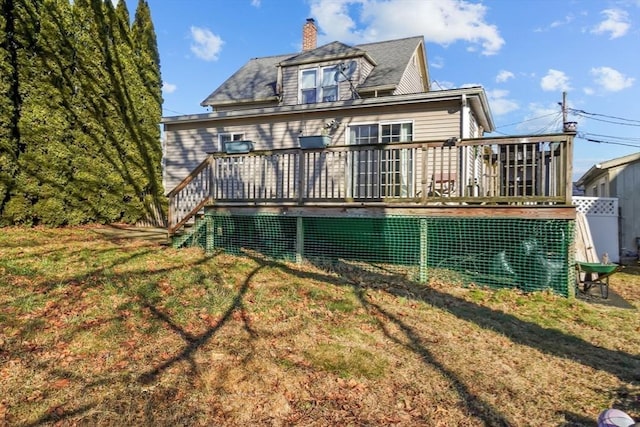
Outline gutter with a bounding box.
[575,164,603,188]
[163,87,495,130]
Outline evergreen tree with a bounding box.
[0,0,165,226]
[131,0,165,223]
[69,0,128,223]
[0,0,17,218]
[14,0,81,225]
[1,0,43,224]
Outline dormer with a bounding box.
[276,41,375,106]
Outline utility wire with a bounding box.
[572,112,640,127]
[494,111,561,130]
[577,133,640,149]
[162,107,188,115]
[568,108,640,125]
[581,132,640,142]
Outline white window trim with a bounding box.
[347,120,415,144]
[298,65,339,104]
[380,120,415,143]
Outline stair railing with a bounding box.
[167,155,214,235]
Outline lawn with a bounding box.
[0,226,638,426]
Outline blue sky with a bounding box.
[141,0,640,180]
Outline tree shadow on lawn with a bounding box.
[130,251,639,425]
[13,247,639,426]
[136,262,262,385]
[254,255,640,423]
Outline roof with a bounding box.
[200,54,291,107]
[200,36,426,107]
[576,151,640,186]
[278,41,370,66]
[355,37,426,91]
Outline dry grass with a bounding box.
[0,225,639,426]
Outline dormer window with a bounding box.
[300,66,338,104]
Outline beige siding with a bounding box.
[163,102,462,193]
[281,66,298,106]
[469,113,479,138]
[359,58,374,85]
[394,52,424,95]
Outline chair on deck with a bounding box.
[429,172,457,197]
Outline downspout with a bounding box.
[460,95,470,194]
[460,94,470,137]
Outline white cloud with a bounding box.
[540,69,571,92]
[535,14,574,32]
[190,26,224,61]
[496,70,514,83]
[162,82,177,94]
[310,0,504,55]
[591,9,630,39]
[590,66,634,92]
[430,56,445,69]
[550,14,574,28]
[583,87,595,95]
[251,0,261,6]
[486,89,518,116]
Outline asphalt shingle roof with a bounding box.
[201,36,425,107]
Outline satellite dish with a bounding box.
[334,60,356,82]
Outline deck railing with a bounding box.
[168,134,573,234]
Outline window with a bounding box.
[299,66,338,104]
[381,123,413,143]
[349,124,378,145]
[219,132,244,151]
[347,122,414,198]
[348,122,413,145]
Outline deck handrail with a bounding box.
[168,155,214,235]
[167,134,574,235]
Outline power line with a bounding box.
[162,107,187,115]
[577,133,640,149]
[568,108,640,125]
[581,132,640,142]
[532,112,563,135]
[494,111,561,130]
[572,112,640,127]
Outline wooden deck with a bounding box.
[168,133,575,235]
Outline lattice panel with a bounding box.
[573,197,618,216]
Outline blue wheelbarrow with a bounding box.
[575,261,621,299]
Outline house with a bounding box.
[163,19,494,192]
[162,20,578,296]
[576,151,640,260]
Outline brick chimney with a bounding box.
[302,18,317,51]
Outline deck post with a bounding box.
[421,145,428,204]
[205,214,214,255]
[296,216,304,263]
[297,150,305,204]
[419,218,428,283]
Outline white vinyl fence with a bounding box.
[573,196,619,263]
